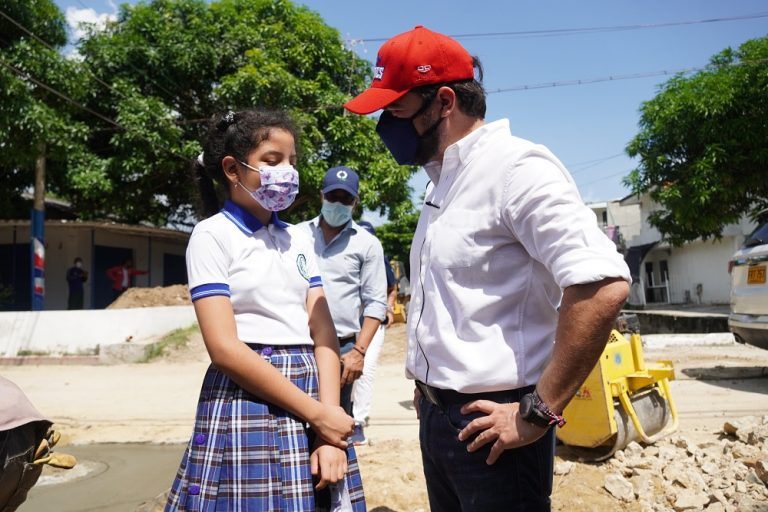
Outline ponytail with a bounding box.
[193,158,222,218]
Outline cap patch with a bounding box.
[417,65,432,73]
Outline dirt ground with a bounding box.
[11,303,768,511]
[106,284,191,309]
[159,323,768,511]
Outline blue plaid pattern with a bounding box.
[166,345,366,511]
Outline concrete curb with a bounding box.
[642,332,735,349]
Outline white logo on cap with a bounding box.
[336,169,348,180]
[374,66,384,80]
[417,65,432,73]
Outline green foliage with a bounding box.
[0,1,94,219]
[0,0,415,225]
[142,323,200,362]
[625,36,768,245]
[375,203,420,271]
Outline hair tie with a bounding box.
[217,111,236,131]
[196,152,205,166]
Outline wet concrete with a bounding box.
[22,443,185,512]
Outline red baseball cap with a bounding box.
[344,25,474,115]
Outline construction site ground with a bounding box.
[9,321,768,512]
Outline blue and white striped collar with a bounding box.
[221,200,288,235]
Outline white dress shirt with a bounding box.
[407,119,631,393]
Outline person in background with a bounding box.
[297,167,388,446]
[349,220,398,444]
[344,25,631,511]
[66,257,88,310]
[166,109,365,510]
[105,258,147,301]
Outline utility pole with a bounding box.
[31,142,45,311]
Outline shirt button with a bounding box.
[189,484,200,495]
[194,434,206,445]
[262,346,273,356]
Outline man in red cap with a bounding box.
[345,26,631,511]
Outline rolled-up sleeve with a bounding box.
[359,239,388,321]
[502,151,631,289]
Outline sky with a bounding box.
[53,0,768,207]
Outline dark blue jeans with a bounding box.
[418,386,555,512]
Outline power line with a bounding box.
[0,57,191,163]
[0,57,122,128]
[355,12,768,43]
[0,6,178,101]
[578,169,633,188]
[568,153,625,174]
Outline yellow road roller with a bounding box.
[556,316,679,461]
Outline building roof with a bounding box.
[0,219,191,242]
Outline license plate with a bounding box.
[748,265,767,285]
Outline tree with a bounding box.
[69,0,413,225]
[624,36,768,245]
[375,203,420,271]
[0,0,93,218]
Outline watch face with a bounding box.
[519,394,533,418]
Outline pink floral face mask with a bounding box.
[238,162,299,212]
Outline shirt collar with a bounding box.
[424,119,510,184]
[221,200,288,235]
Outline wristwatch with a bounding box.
[519,390,566,429]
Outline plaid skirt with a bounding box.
[166,344,366,511]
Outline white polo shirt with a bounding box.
[407,119,631,393]
[186,200,322,345]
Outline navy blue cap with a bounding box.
[322,166,359,197]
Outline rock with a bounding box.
[604,472,635,502]
[723,417,759,436]
[757,460,768,485]
[747,468,764,486]
[701,461,720,476]
[554,460,575,476]
[705,503,725,512]
[672,490,710,511]
[664,463,708,492]
[732,443,762,464]
[626,441,644,455]
[631,472,655,502]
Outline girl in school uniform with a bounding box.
[166,109,366,511]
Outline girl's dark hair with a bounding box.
[413,56,486,119]
[194,109,298,217]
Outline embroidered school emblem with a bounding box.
[296,254,309,281]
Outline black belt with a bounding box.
[415,380,535,411]
[338,334,356,344]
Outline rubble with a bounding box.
[597,415,768,511]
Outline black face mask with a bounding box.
[376,97,444,166]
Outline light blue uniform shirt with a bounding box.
[297,217,387,339]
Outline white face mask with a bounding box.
[321,200,354,227]
[75,262,82,268]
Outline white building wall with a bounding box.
[0,223,189,311]
[667,239,736,304]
